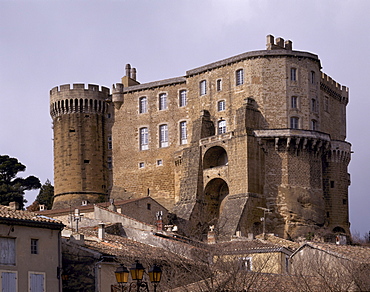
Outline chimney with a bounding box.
[131,68,137,80]
[39,204,45,211]
[98,223,105,240]
[156,211,163,232]
[125,64,131,78]
[9,201,19,210]
[207,225,216,244]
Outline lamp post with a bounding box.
[114,261,162,292]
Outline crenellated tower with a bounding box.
[50,84,111,209]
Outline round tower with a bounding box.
[50,84,111,209]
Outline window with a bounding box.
[236,69,244,86]
[159,124,168,148]
[140,127,149,150]
[31,239,38,254]
[0,271,17,292]
[291,96,298,109]
[200,80,207,96]
[324,96,329,112]
[216,79,222,91]
[330,181,335,188]
[311,119,317,131]
[0,238,16,265]
[218,100,226,112]
[108,136,112,150]
[159,93,167,110]
[242,257,252,271]
[147,203,151,210]
[157,159,163,166]
[179,90,187,107]
[180,121,187,145]
[290,68,297,81]
[311,98,317,112]
[218,120,226,134]
[139,97,147,113]
[29,273,45,292]
[107,157,112,169]
[290,117,299,129]
[139,162,145,168]
[311,71,315,84]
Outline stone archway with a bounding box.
[203,178,229,225]
[203,146,228,169]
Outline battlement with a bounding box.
[321,73,349,101]
[50,83,110,95]
[266,34,292,50]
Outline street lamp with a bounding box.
[114,261,162,292]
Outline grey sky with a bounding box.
[0,0,369,236]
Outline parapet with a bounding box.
[320,73,349,103]
[50,83,110,96]
[266,35,292,50]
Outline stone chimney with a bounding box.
[9,201,20,210]
[207,225,216,244]
[98,223,105,240]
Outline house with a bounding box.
[0,204,64,292]
[290,242,370,291]
[212,239,293,274]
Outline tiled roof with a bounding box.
[294,242,370,264]
[0,205,64,228]
[213,239,293,255]
[256,233,301,251]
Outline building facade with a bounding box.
[0,205,64,292]
[50,35,351,241]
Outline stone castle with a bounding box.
[49,35,351,241]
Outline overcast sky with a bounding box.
[0,0,369,236]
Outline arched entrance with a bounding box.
[203,146,228,169]
[203,178,229,225]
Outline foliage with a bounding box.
[0,155,41,209]
[27,179,54,211]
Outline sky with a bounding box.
[0,0,369,237]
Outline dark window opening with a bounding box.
[330,181,335,188]
[31,239,38,254]
[203,146,228,169]
[84,160,90,164]
[69,129,75,132]
[147,203,151,210]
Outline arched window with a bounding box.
[139,97,147,113]
[236,69,244,86]
[179,90,187,107]
[218,120,226,134]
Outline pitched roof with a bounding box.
[0,205,64,229]
[291,242,370,264]
[213,239,293,255]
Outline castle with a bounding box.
[49,35,351,241]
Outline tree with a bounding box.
[27,179,54,211]
[0,155,41,209]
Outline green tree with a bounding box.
[0,155,41,209]
[29,179,54,211]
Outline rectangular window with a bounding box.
[290,117,299,129]
[0,271,17,292]
[218,120,226,134]
[291,96,298,109]
[159,124,168,148]
[159,93,167,110]
[236,69,244,86]
[216,79,222,91]
[108,136,112,150]
[311,71,315,84]
[0,237,16,265]
[290,68,297,81]
[179,90,187,107]
[242,257,252,271]
[139,97,147,113]
[324,96,329,112]
[31,239,38,254]
[157,159,163,166]
[140,127,149,150]
[180,121,187,145]
[139,162,145,168]
[311,120,317,131]
[311,98,317,112]
[107,156,112,169]
[218,100,226,112]
[200,80,207,96]
[29,273,45,292]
